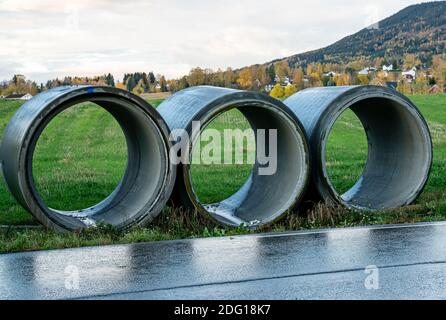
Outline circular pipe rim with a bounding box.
[174,91,311,228]
[0,86,176,232]
[313,86,432,210]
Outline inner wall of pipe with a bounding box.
[323,97,432,210]
[189,104,309,227]
[31,97,167,227]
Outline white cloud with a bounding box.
[0,0,434,83]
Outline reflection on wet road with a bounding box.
[1,222,446,299]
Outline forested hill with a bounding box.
[274,1,446,68]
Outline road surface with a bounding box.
[1,222,446,299]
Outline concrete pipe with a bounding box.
[158,86,310,228]
[0,86,176,232]
[284,85,432,210]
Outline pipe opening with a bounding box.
[187,102,309,227]
[190,109,255,204]
[325,109,368,196]
[32,102,128,211]
[28,95,168,229]
[322,97,432,210]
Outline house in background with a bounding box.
[4,93,33,100]
[264,84,274,92]
[383,64,394,72]
[323,71,337,77]
[358,67,377,76]
[283,76,292,86]
[402,67,417,81]
[358,68,370,76]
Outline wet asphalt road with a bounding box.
[1,222,446,300]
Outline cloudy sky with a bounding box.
[0,0,431,83]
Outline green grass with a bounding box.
[33,103,128,211]
[190,109,254,203]
[147,98,165,108]
[0,94,445,253]
[325,109,368,195]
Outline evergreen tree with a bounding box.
[106,73,115,87]
[267,64,276,83]
[126,76,137,92]
[148,72,156,84]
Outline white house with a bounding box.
[358,67,378,76]
[402,67,417,80]
[4,93,33,100]
[383,64,393,72]
[358,68,370,76]
[264,84,274,92]
[323,71,337,77]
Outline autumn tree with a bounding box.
[269,84,285,99]
[1,75,39,95]
[403,54,421,70]
[372,70,387,85]
[397,81,412,95]
[132,79,145,95]
[333,73,352,86]
[116,81,126,90]
[316,63,324,76]
[176,76,189,91]
[274,60,290,82]
[308,72,321,87]
[432,55,446,92]
[348,58,368,71]
[211,69,225,87]
[255,65,270,88]
[187,67,206,87]
[306,64,315,76]
[224,67,236,87]
[413,73,429,94]
[292,68,304,89]
[237,67,253,89]
[373,57,385,69]
[357,74,370,85]
[284,84,298,98]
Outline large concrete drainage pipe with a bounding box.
[0,86,176,232]
[284,85,432,210]
[158,86,310,228]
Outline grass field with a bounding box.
[0,94,444,252]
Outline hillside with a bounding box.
[274,1,446,68]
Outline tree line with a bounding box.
[118,72,168,94]
[2,54,445,98]
[166,53,446,98]
[0,74,116,97]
